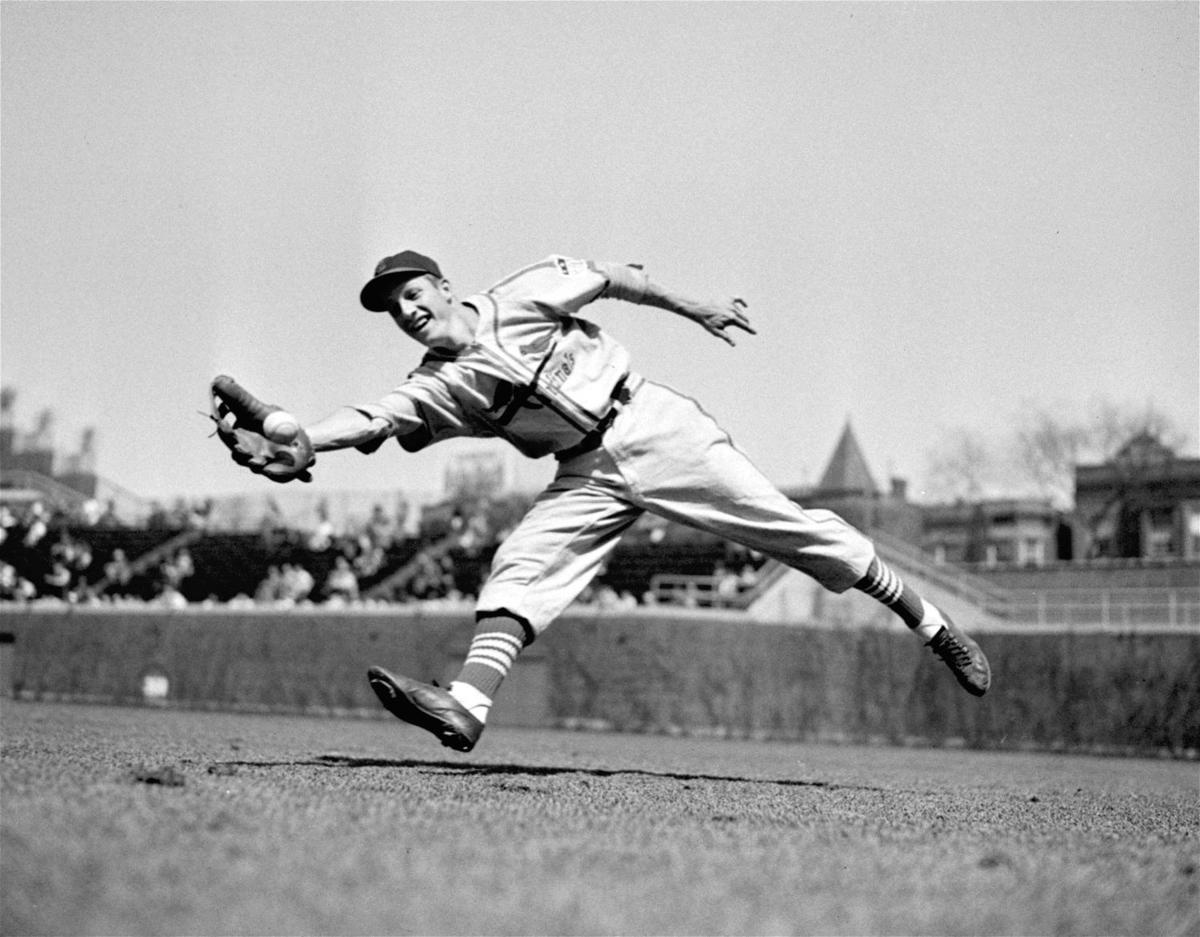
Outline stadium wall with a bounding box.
[1,608,1195,756]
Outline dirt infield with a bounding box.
[2,700,1196,936]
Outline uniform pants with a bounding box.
[477,378,876,636]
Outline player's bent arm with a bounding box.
[594,260,756,347]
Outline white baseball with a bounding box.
[263,410,300,443]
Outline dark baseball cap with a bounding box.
[360,250,444,312]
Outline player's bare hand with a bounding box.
[691,298,755,346]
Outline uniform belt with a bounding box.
[555,373,640,462]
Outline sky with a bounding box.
[2,1,1197,508]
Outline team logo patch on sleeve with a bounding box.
[555,257,589,278]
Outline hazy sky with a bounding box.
[3,1,1197,505]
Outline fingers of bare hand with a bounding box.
[728,299,755,334]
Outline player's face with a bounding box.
[386,275,474,354]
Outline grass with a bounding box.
[2,700,1196,936]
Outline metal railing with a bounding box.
[998,588,1200,629]
[866,526,1015,609]
[650,571,1199,630]
[647,573,751,609]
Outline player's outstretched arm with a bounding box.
[304,407,393,454]
[596,261,755,347]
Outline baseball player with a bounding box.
[211,250,991,752]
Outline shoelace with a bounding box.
[932,633,972,668]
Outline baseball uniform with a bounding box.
[354,255,875,635]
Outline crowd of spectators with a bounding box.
[1,493,766,612]
[1,502,92,603]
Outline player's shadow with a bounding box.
[211,754,884,792]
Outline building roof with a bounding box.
[816,421,879,496]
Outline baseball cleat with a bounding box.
[367,666,484,752]
[926,618,991,697]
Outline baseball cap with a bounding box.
[360,250,444,312]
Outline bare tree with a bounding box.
[1013,408,1091,508]
[0,386,15,429]
[923,397,1190,509]
[1012,398,1189,509]
[922,428,1001,502]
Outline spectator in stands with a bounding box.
[154,581,189,610]
[713,562,740,604]
[103,548,133,596]
[159,549,194,595]
[42,559,72,600]
[0,560,36,602]
[21,502,49,550]
[164,498,198,530]
[0,505,16,535]
[79,498,104,527]
[322,555,360,605]
[97,500,121,528]
[146,501,171,530]
[366,503,398,549]
[308,501,336,552]
[280,562,315,606]
[186,498,214,531]
[352,537,386,580]
[55,534,93,599]
[255,565,284,604]
[673,580,701,609]
[407,551,453,601]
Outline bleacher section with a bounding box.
[2,509,1196,630]
[7,525,740,608]
[599,539,744,602]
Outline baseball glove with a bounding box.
[210,375,315,483]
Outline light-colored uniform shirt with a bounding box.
[359,256,635,459]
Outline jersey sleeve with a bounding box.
[355,370,475,453]
[487,255,610,317]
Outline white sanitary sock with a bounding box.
[449,681,493,723]
[915,601,948,642]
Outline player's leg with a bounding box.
[447,457,642,724]
[608,381,990,695]
[369,454,643,749]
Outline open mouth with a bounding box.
[407,313,431,334]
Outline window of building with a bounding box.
[1144,507,1176,558]
[1019,538,1045,567]
[1186,504,1200,560]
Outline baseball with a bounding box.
[263,410,301,443]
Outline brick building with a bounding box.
[920,498,1066,567]
[1073,432,1200,561]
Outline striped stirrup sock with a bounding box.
[853,556,925,630]
[452,615,528,700]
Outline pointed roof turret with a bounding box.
[816,420,879,496]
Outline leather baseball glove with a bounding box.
[210,375,315,483]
